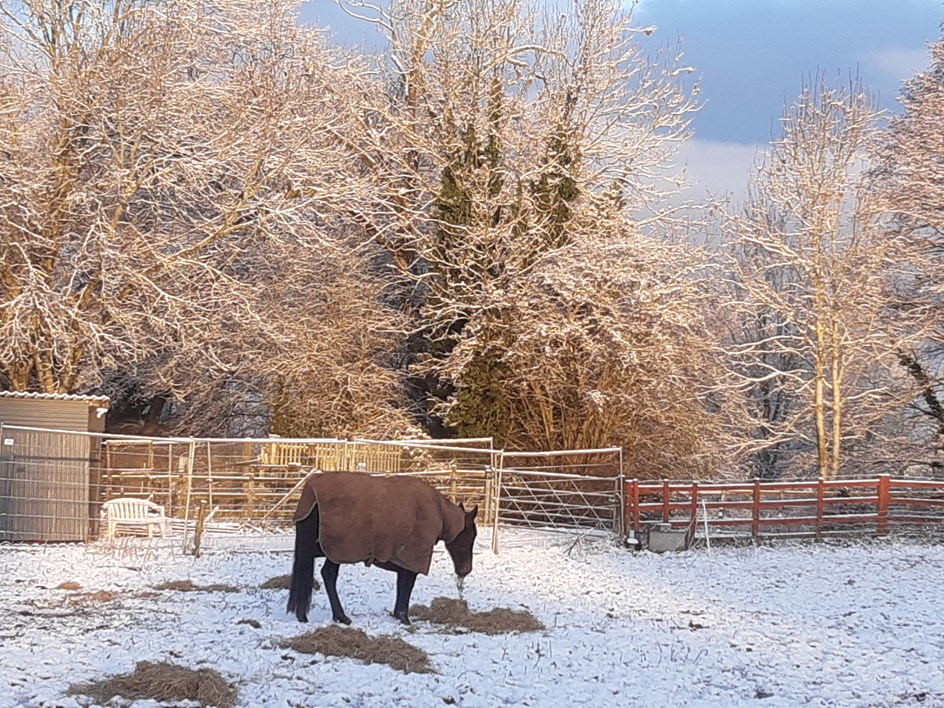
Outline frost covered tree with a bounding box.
[728,78,923,479]
[870,26,944,469]
[335,0,739,470]
[0,0,410,436]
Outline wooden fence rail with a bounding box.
[625,475,944,542]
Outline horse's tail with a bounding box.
[287,506,319,623]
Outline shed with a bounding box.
[0,392,110,542]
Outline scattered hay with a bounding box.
[57,581,82,591]
[237,618,261,629]
[152,580,240,593]
[69,660,237,708]
[260,574,319,591]
[282,625,434,674]
[66,590,118,606]
[410,597,545,635]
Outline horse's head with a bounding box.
[445,503,478,577]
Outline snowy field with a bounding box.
[2,529,943,707]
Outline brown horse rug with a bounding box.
[293,471,466,575]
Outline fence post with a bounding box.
[623,480,635,535]
[181,439,196,554]
[816,477,825,541]
[483,466,492,530]
[751,479,761,540]
[245,472,256,519]
[878,474,891,536]
[662,480,670,523]
[104,441,114,497]
[631,480,641,538]
[491,456,504,555]
[616,448,625,538]
[690,481,699,546]
[206,443,214,510]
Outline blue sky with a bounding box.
[635,0,942,144]
[303,0,943,199]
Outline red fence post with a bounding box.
[878,474,890,536]
[691,481,700,545]
[623,480,635,538]
[690,482,699,526]
[752,479,761,539]
[816,478,825,541]
[662,480,670,523]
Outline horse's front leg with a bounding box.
[393,568,417,626]
[320,559,351,625]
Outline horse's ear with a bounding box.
[458,501,466,512]
[468,504,478,519]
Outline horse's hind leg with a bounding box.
[393,568,417,626]
[321,559,352,625]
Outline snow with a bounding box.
[2,530,943,707]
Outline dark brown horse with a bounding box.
[287,470,478,625]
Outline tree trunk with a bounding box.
[830,320,842,479]
[815,319,829,479]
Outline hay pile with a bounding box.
[69,660,237,708]
[283,625,434,674]
[260,574,320,591]
[152,580,240,593]
[410,597,545,635]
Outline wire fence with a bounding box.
[98,437,499,524]
[0,424,622,551]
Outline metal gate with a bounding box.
[491,448,624,549]
[0,424,92,542]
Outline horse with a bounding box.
[287,470,478,626]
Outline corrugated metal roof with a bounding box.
[0,391,110,407]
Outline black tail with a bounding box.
[287,507,320,623]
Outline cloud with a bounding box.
[862,47,930,82]
[676,139,765,206]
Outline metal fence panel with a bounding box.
[0,425,627,552]
[0,425,91,541]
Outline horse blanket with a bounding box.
[293,471,466,575]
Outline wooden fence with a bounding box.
[626,475,944,542]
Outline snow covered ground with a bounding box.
[2,529,942,707]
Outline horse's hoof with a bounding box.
[393,611,411,626]
[334,614,352,625]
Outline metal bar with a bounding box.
[500,447,622,457]
[499,467,620,481]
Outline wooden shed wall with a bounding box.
[0,399,92,431]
